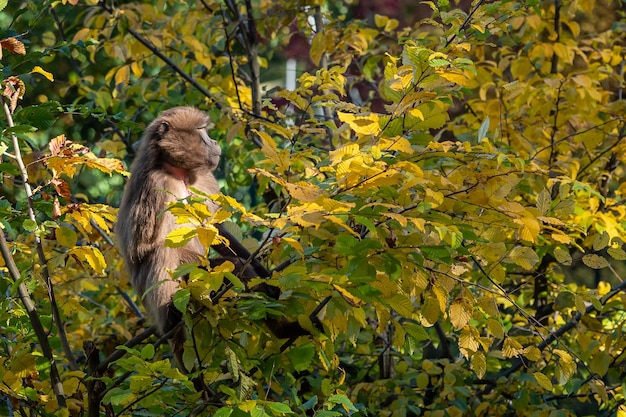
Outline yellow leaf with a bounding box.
[597,281,611,296]
[449,298,472,330]
[380,136,415,154]
[477,296,499,316]
[420,294,440,327]
[555,349,576,385]
[197,226,217,249]
[471,351,486,378]
[486,318,504,338]
[114,65,130,86]
[326,215,360,237]
[551,231,571,244]
[502,337,524,358]
[524,346,542,361]
[84,157,127,176]
[309,31,326,66]
[164,226,197,248]
[507,246,539,270]
[288,205,326,227]
[388,65,413,91]
[337,112,381,136]
[533,372,553,391]
[382,212,407,227]
[31,65,54,82]
[459,325,480,357]
[513,217,540,243]
[255,130,290,172]
[374,14,388,28]
[332,284,364,307]
[589,351,610,377]
[10,352,37,377]
[438,70,472,86]
[63,377,81,396]
[130,61,143,78]
[470,23,485,33]
[330,143,360,166]
[281,236,304,254]
[386,293,414,317]
[284,182,322,202]
[69,246,106,275]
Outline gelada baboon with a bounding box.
[116,107,283,339]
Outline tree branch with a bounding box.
[98,1,221,110]
[0,229,67,408]
[498,278,626,378]
[1,96,79,374]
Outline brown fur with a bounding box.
[117,107,313,349]
[116,107,222,334]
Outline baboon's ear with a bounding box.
[156,121,170,138]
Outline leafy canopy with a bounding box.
[0,0,626,416]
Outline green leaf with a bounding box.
[408,102,448,130]
[140,344,155,360]
[16,102,59,130]
[326,394,357,411]
[607,247,626,260]
[265,402,293,414]
[477,116,490,141]
[103,387,135,406]
[582,254,609,269]
[172,288,190,313]
[56,227,77,247]
[213,408,233,417]
[22,219,37,232]
[592,232,609,251]
[286,343,316,372]
[589,350,610,377]
[429,58,450,67]
[554,247,572,266]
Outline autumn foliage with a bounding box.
[1,0,626,416]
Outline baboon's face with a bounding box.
[150,107,221,171]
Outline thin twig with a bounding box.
[50,6,83,77]
[313,6,335,150]
[445,0,485,48]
